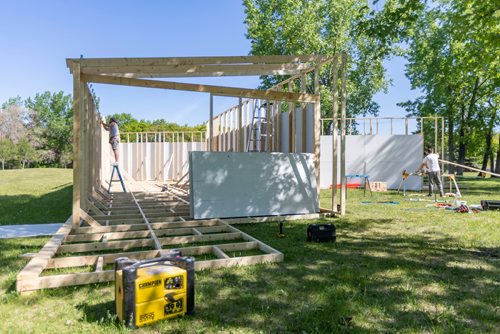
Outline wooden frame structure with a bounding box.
[17,55,348,293]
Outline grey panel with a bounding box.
[190,152,319,219]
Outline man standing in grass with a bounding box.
[417,147,444,197]
[101,117,120,165]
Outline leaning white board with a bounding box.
[189,152,319,219]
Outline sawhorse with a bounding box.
[345,174,372,197]
[108,164,126,193]
[442,173,461,197]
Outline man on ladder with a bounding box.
[102,117,126,192]
[101,117,120,164]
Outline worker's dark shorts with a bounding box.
[110,137,120,150]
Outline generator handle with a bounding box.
[127,256,186,270]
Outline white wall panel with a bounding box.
[320,135,423,190]
[189,152,319,219]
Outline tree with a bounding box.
[0,100,30,143]
[16,138,38,169]
[243,0,425,120]
[24,91,73,165]
[0,138,15,170]
[400,0,499,174]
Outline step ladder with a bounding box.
[246,101,273,152]
[108,164,126,193]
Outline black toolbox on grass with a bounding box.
[481,200,500,211]
[307,224,336,242]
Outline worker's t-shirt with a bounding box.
[109,123,120,139]
[423,153,440,172]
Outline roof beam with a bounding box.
[67,55,329,70]
[79,63,313,78]
[80,74,319,103]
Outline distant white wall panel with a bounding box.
[189,152,319,219]
[114,142,204,182]
[320,135,423,190]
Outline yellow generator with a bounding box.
[115,252,195,328]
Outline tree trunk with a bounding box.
[22,161,25,169]
[457,105,466,175]
[494,134,500,177]
[458,78,480,176]
[447,115,455,174]
[478,127,492,177]
[1,159,4,170]
[490,151,495,173]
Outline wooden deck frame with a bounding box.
[16,189,324,294]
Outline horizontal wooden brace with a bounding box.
[68,55,328,69]
[80,63,313,78]
[58,232,242,254]
[81,74,319,103]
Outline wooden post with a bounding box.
[441,117,445,172]
[434,117,438,152]
[340,52,347,215]
[238,97,243,152]
[288,82,294,152]
[313,68,320,202]
[209,94,213,152]
[266,100,271,152]
[301,74,307,152]
[405,117,409,135]
[331,55,339,213]
[72,63,82,226]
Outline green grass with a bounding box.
[0,170,499,333]
[0,168,72,225]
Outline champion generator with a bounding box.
[115,253,195,328]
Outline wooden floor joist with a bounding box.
[16,189,321,294]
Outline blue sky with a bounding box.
[0,0,419,126]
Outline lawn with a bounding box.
[0,169,499,333]
[0,168,72,225]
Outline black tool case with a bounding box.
[307,224,336,242]
[481,200,500,211]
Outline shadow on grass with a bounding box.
[2,217,499,332]
[0,184,72,226]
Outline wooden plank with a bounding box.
[81,74,319,103]
[194,254,282,271]
[95,256,103,272]
[209,94,214,151]
[21,252,283,292]
[79,208,102,227]
[48,242,258,269]
[58,232,242,254]
[340,52,347,215]
[288,82,294,152]
[72,64,82,226]
[212,246,230,259]
[331,55,339,212]
[68,55,328,68]
[238,97,243,152]
[439,159,500,177]
[80,63,313,78]
[16,216,73,290]
[301,74,307,152]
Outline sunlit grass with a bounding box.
[0,171,498,333]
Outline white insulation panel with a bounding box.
[189,152,319,219]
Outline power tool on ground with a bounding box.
[115,251,195,328]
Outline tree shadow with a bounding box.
[0,184,72,226]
